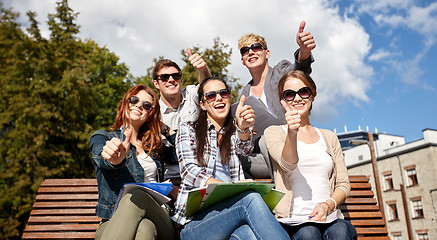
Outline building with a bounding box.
[340,128,437,240]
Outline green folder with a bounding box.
[184,182,285,217]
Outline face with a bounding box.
[282,77,313,116]
[153,66,182,98]
[200,80,231,127]
[128,90,154,125]
[240,42,270,69]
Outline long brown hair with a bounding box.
[194,77,235,166]
[111,85,162,157]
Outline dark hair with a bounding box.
[278,70,317,100]
[152,59,181,80]
[194,77,235,166]
[111,84,162,157]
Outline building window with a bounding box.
[405,166,418,186]
[411,198,424,218]
[392,234,402,240]
[417,232,429,240]
[384,173,394,191]
[387,202,399,221]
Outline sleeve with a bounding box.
[328,131,351,197]
[293,48,314,75]
[89,130,125,170]
[176,122,213,188]
[264,126,298,171]
[235,132,254,156]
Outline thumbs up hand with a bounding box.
[235,95,255,131]
[101,127,132,165]
[296,21,316,61]
[281,100,301,133]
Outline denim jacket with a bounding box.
[89,129,172,219]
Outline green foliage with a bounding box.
[0,1,131,238]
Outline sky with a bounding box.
[3,0,437,143]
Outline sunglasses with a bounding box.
[203,88,231,103]
[129,96,154,110]
[240,43,266,56]
[282,87,312,101]
[157,72,182,82]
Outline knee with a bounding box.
[293,225,321,240]
[137,218,157,238]
[325,220,357,239]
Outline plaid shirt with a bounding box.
[171,121,253,225]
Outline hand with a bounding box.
[281,100,300,133]
[235,95,255,130]
[296,21,316,61]
[187,48,207,70]
[101,127,132,165]
[308,203,329,222]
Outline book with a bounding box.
[231,95,282,139]
[111,182,173,218]
[184,182,285,217]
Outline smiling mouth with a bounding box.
[214,103,226,109]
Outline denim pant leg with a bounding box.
[181,191,289,240]
[323,219,357,240]
[291,224,322,240]
[229,224,257,240]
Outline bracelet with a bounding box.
[327,197,338,209]
[233,119,249,134]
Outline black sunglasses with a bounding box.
[203,88,231,103]
[240,43,266,56]
[282,87,312,101]
[129,96,154,110]
[157,72,182,82]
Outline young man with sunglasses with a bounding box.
[237,21,316,180]
[152,49,211,200]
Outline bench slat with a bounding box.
[339,205,380,211]
[38,186,98,193]
[41,179,97,186]
[30,208,96,215]
[36,194,98,201]
[348,190,374,197]
[22,231,95,239]
[349,219,386,226]
[349,175,370,183]
[27,216,100,223]
[33,201,98,208]
[343,211,383,219]
[24,224,100,232]
[344,198,377,204]
[356,227,388,235]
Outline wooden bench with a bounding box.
[23,175,389,239]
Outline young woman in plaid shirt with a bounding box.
[172,77,290,239]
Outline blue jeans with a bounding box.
[282,219,357,240]
[181,191,290,240]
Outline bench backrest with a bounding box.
[23,175,389,239]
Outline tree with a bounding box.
[0,1,132,238]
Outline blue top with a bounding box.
[89,129,174,219]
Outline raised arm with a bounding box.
[187,48,212,84]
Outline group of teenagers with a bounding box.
[89,21,358,240]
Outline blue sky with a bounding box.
[3,0,437,143]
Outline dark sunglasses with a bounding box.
[240,43,266,56]
[157,72,182,82]
[282,87,312,101]
[204,88,231,103]
[129,96,154,110]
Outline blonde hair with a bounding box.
[238,33,268,50]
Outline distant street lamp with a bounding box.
[349,132,386,225]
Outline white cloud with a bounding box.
[368,49,391,61]
[3,0,373,122]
